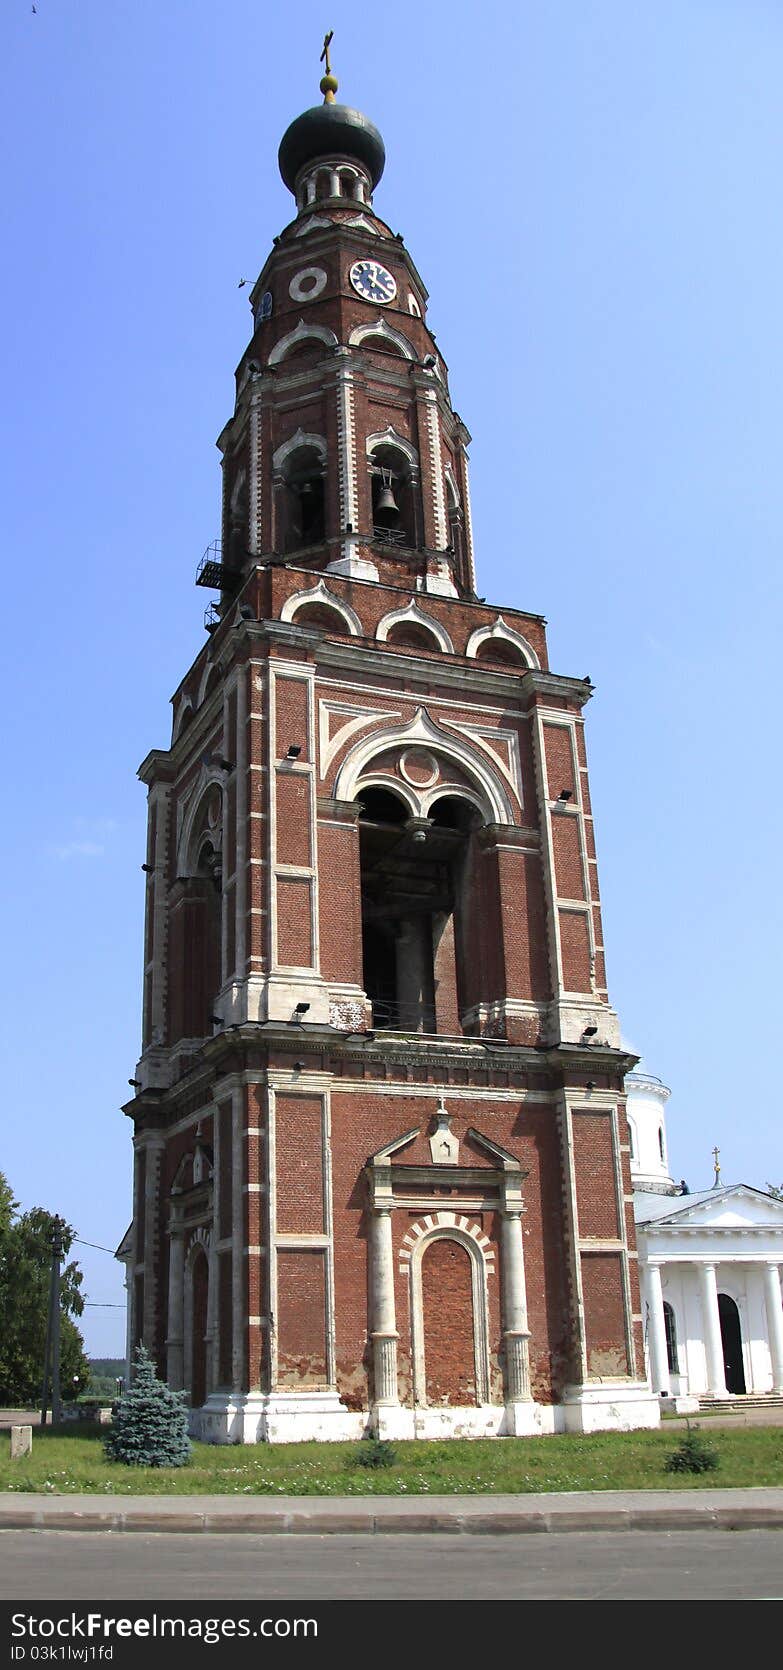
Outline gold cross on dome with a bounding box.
[320,30,334,75]
[712,1145,721,1186]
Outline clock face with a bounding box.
[350,259,397,305]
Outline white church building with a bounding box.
[628,1071,783,1409]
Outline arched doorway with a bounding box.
[718,1293,746,1394]
[191,1248,209,1409]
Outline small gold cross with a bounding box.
[320,31,334,76]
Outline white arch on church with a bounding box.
[272,429,327,473]
[333,706,515,825]
[465,617,540,669]
[268,321,338,365]
[348,318,417,359]
[280,579,362,636]
[376,599,453,653]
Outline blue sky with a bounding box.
[1,1,781,1355]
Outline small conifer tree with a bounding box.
[104,1345,191,1468]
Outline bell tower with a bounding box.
[125,49,659,1443]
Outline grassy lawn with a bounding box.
[1,1424,782,1496]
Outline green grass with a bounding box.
[2,1423,782,1496]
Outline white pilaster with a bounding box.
[763,1262,783,1395]
[500,1207,532,1403]
[645,1261,671,1397]
[369,1207,399,1408]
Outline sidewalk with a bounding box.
[2,1487,782,1535]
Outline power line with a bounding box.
[83,1302,125,1309]
[74,1236,118,1256]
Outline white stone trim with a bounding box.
[268,321,338,365]
[172,696,194,742]
[365,426,420,469]
[348,318,417,359]
[288,266,327,303]
[318,699,403,779]
[335,351,358,555]
[376,599,453,653]
[272,428,327,473]
[466,617,541,669]
[281,580,362,636]
[420,386,448,549]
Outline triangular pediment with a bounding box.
[639,1184,783,1231]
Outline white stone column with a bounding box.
[500,1208,532,1402]
[232,1087,245,1393]
[698,1262,728,1396]
[166,1226,185,1390]
[369,1208,399,1405]
[763,1263,783,1395]
[645,1262,671,1397]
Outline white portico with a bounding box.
[628,1072,783,1407]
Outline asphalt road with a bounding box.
[1,1529,781,1600]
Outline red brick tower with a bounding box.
[124,58,658,1440]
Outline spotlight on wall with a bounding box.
[582,1025,598,1039]
[209,1014,223,1027]
[238,604,255,620]
[128,1079,142,1090]
[293,1061,305,1072]
[294,1002,310,1015]
[286,744,302,759]
[585,1080,595,1092]
[557,789,573,803]
[141,863,155,873]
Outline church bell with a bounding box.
[375,470,399,524]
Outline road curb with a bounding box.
[2,1503,783,1535]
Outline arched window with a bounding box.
[658,1126,665,1162]
[627,1119,637,1161]
[663,1301,679,1374]
[277,443,325,554]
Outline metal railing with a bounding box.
[370,997,439,1033]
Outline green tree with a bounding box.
[0,1184,89,1407]
[104,1346,191,1468]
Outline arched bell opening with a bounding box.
[291,601,351,635]
[473,637,528,670]
[385,621,442,654]
[356,784,478,1036]
[278,444,326,554]
[369,443,419,550]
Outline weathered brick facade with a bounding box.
[122,74,658,1440]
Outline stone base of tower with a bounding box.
[190,1392,368,1445]
[559,1382,660,1434]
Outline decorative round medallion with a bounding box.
[349,259,397,305]
[289,266,328,302]
[400,748,439,789]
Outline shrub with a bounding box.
[664,1424,719,1475]
[103,1346,191,1468]
[354,1438,397,1470]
